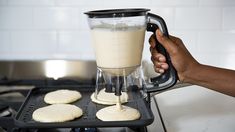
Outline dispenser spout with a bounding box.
[115,76,123,96]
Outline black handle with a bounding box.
[146,13,178,92]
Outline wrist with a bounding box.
[180,61,202,84]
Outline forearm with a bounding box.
[184,64,235,97]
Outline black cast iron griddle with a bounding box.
[14,85,154,128]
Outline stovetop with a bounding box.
[0,79,165,132]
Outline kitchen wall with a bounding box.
[0,0,235,69]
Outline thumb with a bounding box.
[156,29,176,54]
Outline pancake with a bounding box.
[44,89,82,104]
[32,104,83,122]
[96,105,140,121]
[91,89,128,105]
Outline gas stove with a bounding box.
[0,61,166,132]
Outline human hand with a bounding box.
[149,29,199,82]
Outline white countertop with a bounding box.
[155,85,235,132]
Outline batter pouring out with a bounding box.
[91,88,128,105]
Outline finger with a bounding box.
[150,47,158,55]
[156,29,177,53]
[158,55,166,62]
[149,46,154,52]
[149,34,156,48]
[153,61,169,70]
[154,67,165,74]
[160,63,169,70]
[151,56,162,68]
[151,56,168,70]
[151,51,166,63]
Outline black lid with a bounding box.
[84,8,150,18]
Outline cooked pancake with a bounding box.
[44,89,81,104]
[32,104,83,122]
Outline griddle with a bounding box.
[14,85,154,128]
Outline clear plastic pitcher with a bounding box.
[85,8,177,103]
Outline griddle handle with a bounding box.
[146,13,178,92]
